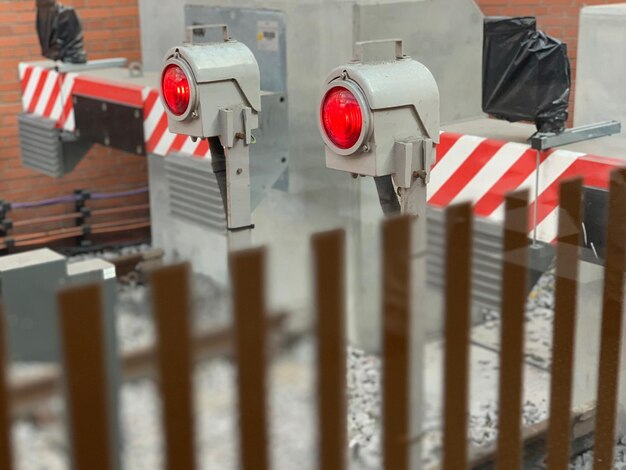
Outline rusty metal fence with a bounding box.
[0,168,625,469]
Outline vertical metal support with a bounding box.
[150,263,196,470]
[496,189,529,470]
[547,177,583,470]
[230,247,269,470]
[395,143,430,469]
[593,168,626,470]
[224,108,253,251]
[57,283,113,470]
[532,150,542,247]
[442,202,473,470]
[74,189,91,248]
[313,229,347,470]
[0,305,13,470]
[382,215,412,470]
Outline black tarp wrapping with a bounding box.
[482,16,571,133]
[36,0,87,64]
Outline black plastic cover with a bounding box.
[36,0,87,64]
[482,17,571,133]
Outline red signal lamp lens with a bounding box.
[162,64,191,116]
[321,86,364,150]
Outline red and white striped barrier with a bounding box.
[430,132,624,242]
[17,62,211,159]
[18,63,625,243]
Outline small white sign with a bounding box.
[103,266,116,280]
[257,20,280,52]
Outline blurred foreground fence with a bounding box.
[0,168,625,469]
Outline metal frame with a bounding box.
[530,120,621,151]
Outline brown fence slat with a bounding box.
[547,177,583,470]
[57,283,112,470]
[150,263,196,470]
[497,189,530,470]
[382,215,412,470]
[313,229,347,470]
[230,247,269,470]
[442,202,473,470]
[594,168,626,470]
[0,306,12,470]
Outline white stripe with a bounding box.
[60,73,77,131]
[490,149,582,221]
[49,91,64,121]
[141,86,151,101]
[428,135,486,199]
[144,100,164,141]
[22,66,42,111]
[153,130,176,156]
[534,207,559,243]
[64,110,75,132]
[34,71,58,115]
[180,137,201,155]
[450,142,529,205]
[18,63,29,80]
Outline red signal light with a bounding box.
[162,64,191,116]
[320,86,364,150]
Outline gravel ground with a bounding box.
[9,250,625,469]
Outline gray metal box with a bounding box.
[0,249,67,361]
[18,113,91,178]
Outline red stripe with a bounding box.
[433,132,463,169]
[146,114,168,153]
[27,69,49,113]
[574,156,623,189]
[143,90,159,117]
[57,74,75,129]
[42,74,61,118]
[194,138,210,157]
[528,164,579,232]
[73,76,144,107]
[472,149,551,217]
[167,134,188,155]
[20,66,33,95]
[428,139,503,207]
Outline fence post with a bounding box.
[547,177,583,470]
[313,229,347,470]
[57,283,113,470]
[442,202,472,470]
[496,189,530,470]
[594,168,626,470]
[0,305,12,470]
[150,263,196,470]
[382,215,412,470]
[230,247,269,470]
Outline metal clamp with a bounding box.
[353,38,405,62]
[186,24,231,44]
[128,62,143,78]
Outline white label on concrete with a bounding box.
[103,266,116,280]
[257,21,279,52]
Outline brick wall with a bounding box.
[476,0,625,125]
[0,0,146,215]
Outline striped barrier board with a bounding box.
[17,63,625,243]
[430,133,624,242]
[17,63,211,159]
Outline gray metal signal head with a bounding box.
[319,39,440,184]
[160,25,261,143]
